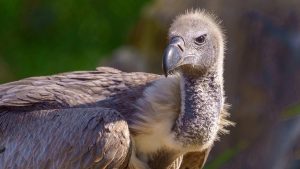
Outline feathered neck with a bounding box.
[173,71,223,150]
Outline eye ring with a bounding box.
[195,34,207,45]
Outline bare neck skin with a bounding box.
[173,70,223,149]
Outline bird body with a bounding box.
[0,10,232,169]
[0,68,156,169]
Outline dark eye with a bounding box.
[195,34,207,45]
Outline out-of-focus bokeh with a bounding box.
[1,0,300,168]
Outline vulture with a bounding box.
[0,10,232,169]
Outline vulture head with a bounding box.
[160,10,227,151]
[163,10,224,77]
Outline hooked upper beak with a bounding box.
[162,36,185,77]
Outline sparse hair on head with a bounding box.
[170,9,226,47]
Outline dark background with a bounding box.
[0,0,299,168]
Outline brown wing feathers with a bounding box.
[0,67,158,108]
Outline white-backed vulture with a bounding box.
[0,10,233,169]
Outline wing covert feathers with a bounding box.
[0,107,131,169]
[0,67,158,108]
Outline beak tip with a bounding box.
[162,63,168,77]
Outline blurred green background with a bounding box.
[0,0,150,82]
[0,0,300,169]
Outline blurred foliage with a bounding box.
[0,0,150,81]
[281,103,300,119]
[204,143,246,169]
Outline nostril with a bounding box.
[177,44,184,52]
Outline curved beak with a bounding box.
[162,36,185,77]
